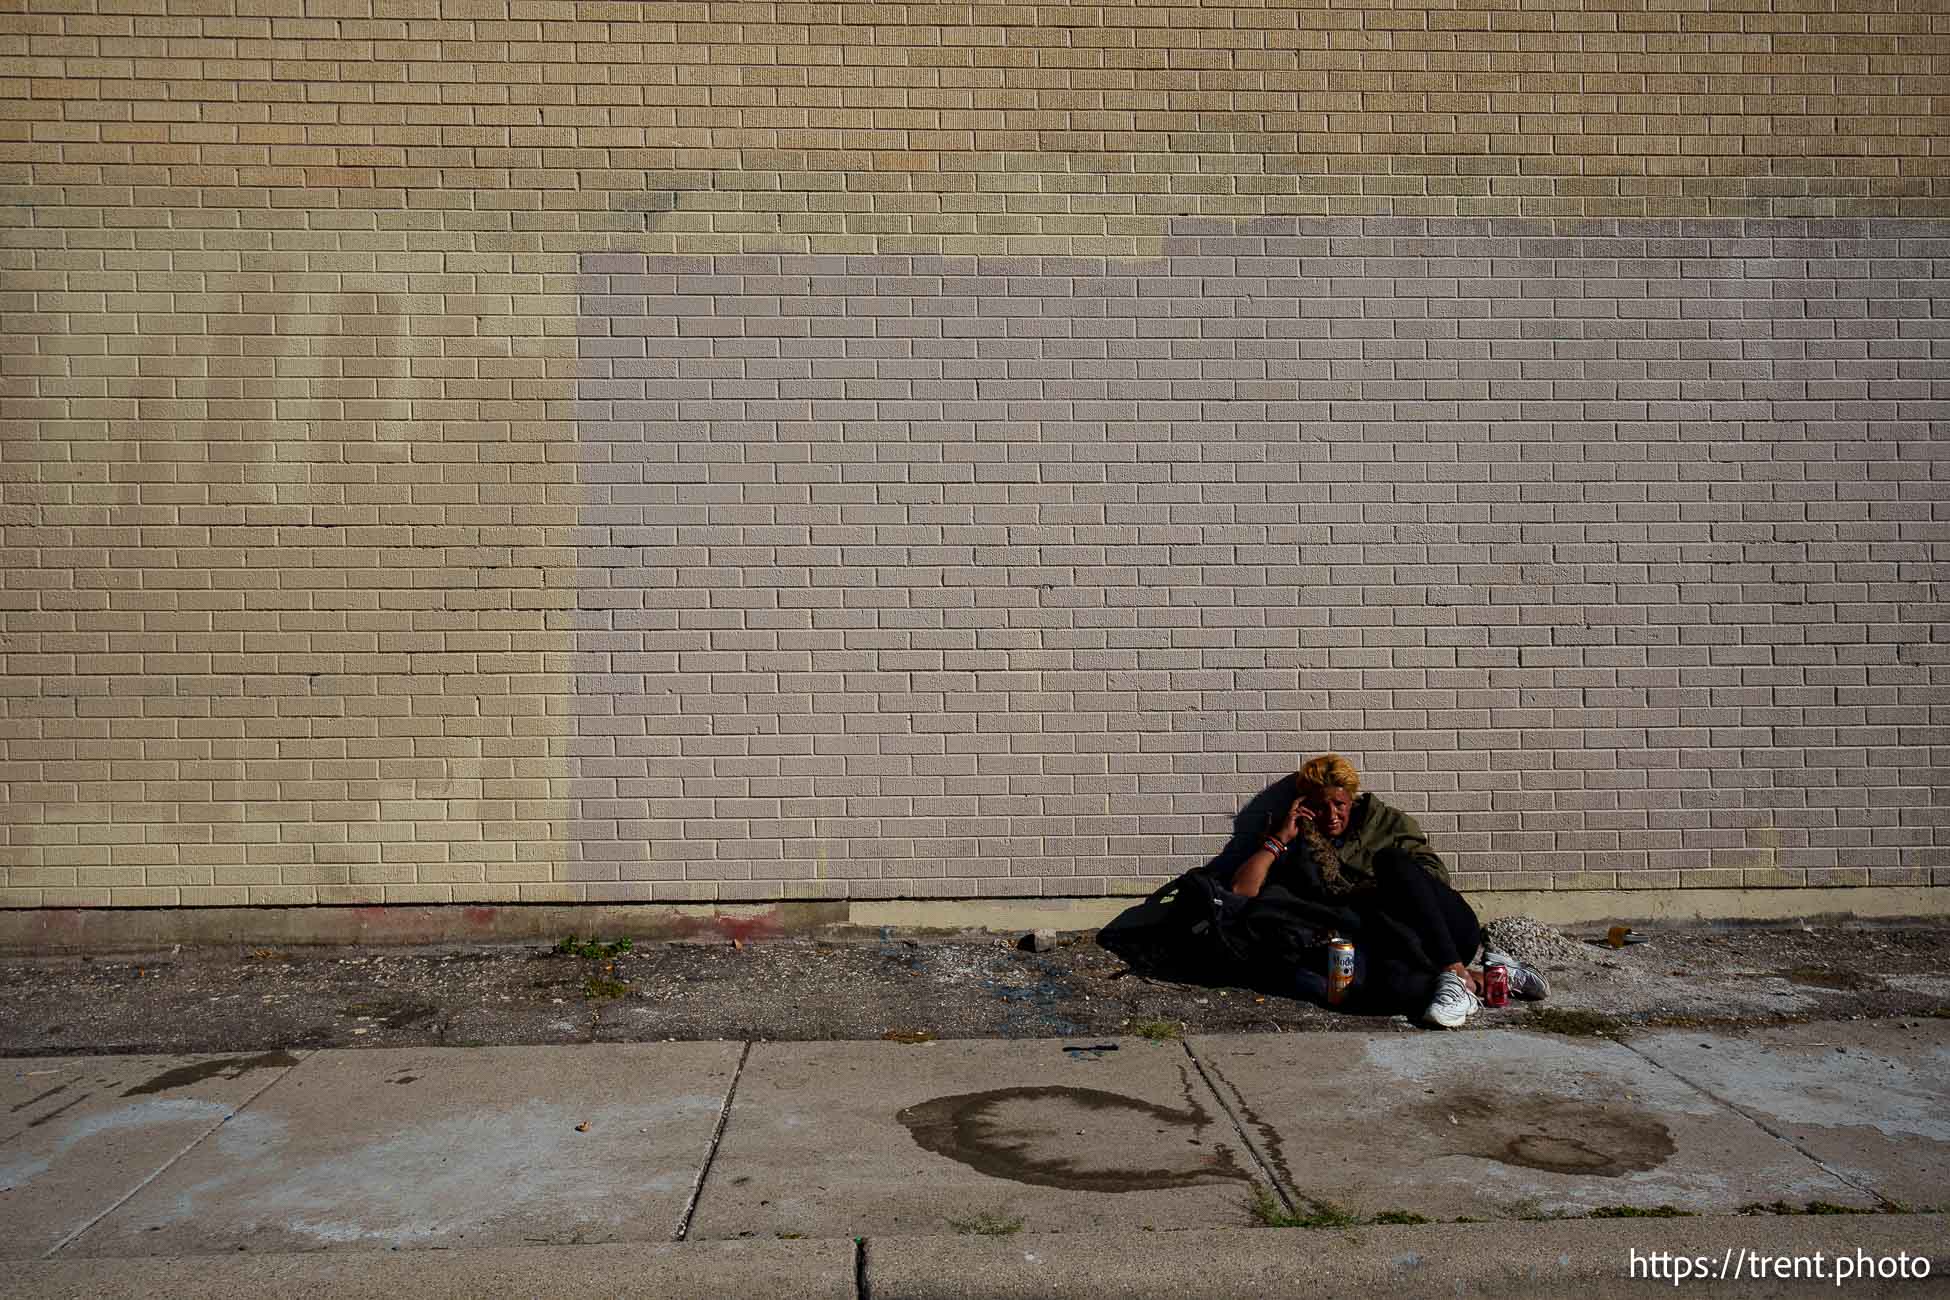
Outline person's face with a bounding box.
[1306,785,1354,837]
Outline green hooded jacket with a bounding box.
[1326,793,1451,889]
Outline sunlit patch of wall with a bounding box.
[0,210,582,905]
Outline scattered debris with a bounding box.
[1480,917,1587,969]
[5,922,1950,1055]
[1021,929,1058,953]
[575,1121,590,1133]
[881,1029,936,1044]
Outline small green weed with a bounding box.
[1246,1184,1360,1229]
[947,1207,1025,1237]
[556,935,634,959]
[1588,1205,1694,1219]
[1738,1200,1881,1217]
[1369,1210,1432,1225]
[1129,1018,1183,1042]
[582,976,630,1000]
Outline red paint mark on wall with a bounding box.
[658,908,787,943]
[716,910,785,943]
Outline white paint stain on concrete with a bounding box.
[0,1152,52,1192]
[1635,1032,1950,1142]
[1,1098,233,1192]
[1357,1032,1723,1118]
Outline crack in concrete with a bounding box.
[1180,1040,1295,1216]
[674,1040,752,1242]
[1619,1037,1904,1211]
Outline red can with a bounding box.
[1482,962,1510,1009]
[1326,939,1356,1006]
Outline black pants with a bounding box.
[1349,850,1482,1014]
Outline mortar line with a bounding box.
[1179,1038,1296,1213]
[674,1039,753,1242]
[1617,1036,1904,1210]
[41,1051,310,1259]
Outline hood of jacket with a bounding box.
[1330,793,1451,887]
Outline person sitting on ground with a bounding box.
[1228,753,1549,1028]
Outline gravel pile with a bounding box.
[1481,916,1589,970]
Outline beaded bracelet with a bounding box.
[1260,838,1287,856]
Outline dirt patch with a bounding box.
[1776,966,1883,991]
[1525,1008,1629,1039]
[0,921,1946,1057]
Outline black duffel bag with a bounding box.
[1095,866,1360,995]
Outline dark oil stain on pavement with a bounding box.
[897,1083,1249,1192]
[1412,1089,1675,1176]
[26,1092,92,1128]
[123,1051,301,1097]
[11,1083,66,1112]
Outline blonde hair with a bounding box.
[1298,753,1361,798]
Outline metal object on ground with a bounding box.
[1326,939,1356,1006]
[1482,961,1510,1009]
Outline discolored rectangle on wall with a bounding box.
[561,217,1950,901]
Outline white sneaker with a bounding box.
[1422,971,1477,1029]
[1484,950,1551,1001]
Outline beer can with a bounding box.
[1326,939,1356,1006]
[1482,961,1510,1009]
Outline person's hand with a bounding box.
[1269,796,1312,847]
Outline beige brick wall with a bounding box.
[3,0,1946,906]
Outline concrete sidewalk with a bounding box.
[4,1023,1948,1297]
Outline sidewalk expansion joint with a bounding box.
[674,1038,752,1242]
[855,1235,871,1300]
[1618,1037,1905,1211]
[40,1048,309,1259]
[1179,1039,1296,1215]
